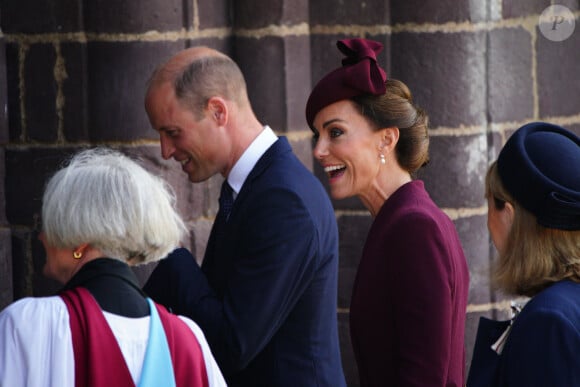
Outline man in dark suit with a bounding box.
[143,46,346,387]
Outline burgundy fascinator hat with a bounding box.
[305,38,388,130]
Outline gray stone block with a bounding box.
[391,31,487,128]
[310,0,388,25]
[455,215,493,305]
[198,0,231,29]
[287,136,314,172]
[5,43,22,142]
[488,28,534,123]
[234,0,307,28]
[5,148,77,225]
[86,41,184,142]
[24,44,59,142]
[0,228,13,309]
[0,37,7,145]
[84,0,184,33]
[537,23,580,117]
[391,0,476,23]
[502,0,555,19]
[0,0,82,33]
[235,36,287,132]
[423,133,488,208]
[61,43,89,142]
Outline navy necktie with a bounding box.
[218,181,234,223]
[202,181,234,268]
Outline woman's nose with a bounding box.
[313,138,328,161]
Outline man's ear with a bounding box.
[207,96,228,126]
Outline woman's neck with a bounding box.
[359,169,412,217]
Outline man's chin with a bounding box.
[187,173,208,183]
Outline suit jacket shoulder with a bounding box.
[496,281,580,386]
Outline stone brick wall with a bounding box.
[1,1,579,385]
[0,7,12,310]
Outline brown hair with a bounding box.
[173,55,249,118]
[353,79,429,174]
[148,52,249,119]
[486,161,580,297]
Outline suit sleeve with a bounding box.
[145,187,321,376]
[388,213,459,386]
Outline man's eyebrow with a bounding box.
[157,126,175,133]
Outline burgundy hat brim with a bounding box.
[306,68,369,129]
[305,39,387,130]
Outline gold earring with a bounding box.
[73,251,82,259]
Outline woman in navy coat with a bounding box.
[484,122,580,386]
[306,38,470,387]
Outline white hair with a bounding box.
[42,148,186,265]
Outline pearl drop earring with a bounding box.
[380,153,386,165]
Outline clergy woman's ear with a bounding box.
[72,243,90,260]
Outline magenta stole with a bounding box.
[61,287,209,387]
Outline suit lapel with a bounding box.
[201,137,289,293]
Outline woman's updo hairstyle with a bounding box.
[353,78,430,174]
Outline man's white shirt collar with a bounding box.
[227,126,277,198]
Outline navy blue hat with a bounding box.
[497,121,580,230]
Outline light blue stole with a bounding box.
[138,298,176,387]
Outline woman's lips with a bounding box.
[324,164,346,180]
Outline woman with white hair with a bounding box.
[0,148,226,387]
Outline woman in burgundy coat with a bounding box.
[306,38,470,387]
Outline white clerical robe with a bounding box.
[0,295,227,387]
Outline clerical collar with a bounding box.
[60,258,149,317]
